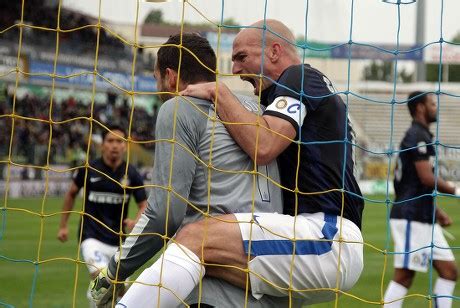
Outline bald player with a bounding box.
[104,19,364,306]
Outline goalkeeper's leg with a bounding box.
[116,214,245,307]
[91,267,126,308]
[116,243,204,307]
[81,239,119,307]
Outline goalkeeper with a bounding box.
[57,125,148,307]
[111,19,364,306]
[91,33,304,308]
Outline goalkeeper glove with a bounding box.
[90,267,125,308]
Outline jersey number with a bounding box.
[94,250,103,263]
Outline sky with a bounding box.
[62,0,460,45]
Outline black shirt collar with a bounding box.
[99,157,125,173]
[412,120,433,138]
[260,85,274,106]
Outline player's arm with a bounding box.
[57,182,80,242]
[414,160,456,195]
[435,207,452,227]
[415,159,457,227]
[122,200,147,233]
[181,82,295,165]
[134,200,147,223]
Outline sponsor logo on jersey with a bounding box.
[90,177,102,183]
[253,214,265,233]
[88,192,125,204]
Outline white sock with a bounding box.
[117,243,204,307]
[384,280,408,308]
[434,277,456,308]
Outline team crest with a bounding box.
[275,97,288,109]
[121,177,131,187]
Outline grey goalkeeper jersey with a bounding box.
[110,95,303,307]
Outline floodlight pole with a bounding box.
[415,0,426,81]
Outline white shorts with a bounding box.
[390,219,455,272]
[234,212,363,304]
[81,238,118,274]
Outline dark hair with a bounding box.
[407,91,428,118]
[102,124,126,141]
[157,33,216,84]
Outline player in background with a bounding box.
[104,19,364,306]
[384,92,459,308]
[57,125,148,307]
[91,33,304,308]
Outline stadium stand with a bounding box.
[0,0,157,176]
[1,91,156,169]
[1,0,459,185]
[350,90,460,152]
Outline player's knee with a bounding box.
[438,263,458,281]
[394,269,415,288]
[175,221,205,254]
[396,276,414,289]
[445,270,458,282]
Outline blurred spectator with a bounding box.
[68,141,86,168]
[0,1,156,178]
[0,91,156,169]
[1,1,126,56]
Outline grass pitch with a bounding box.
[1,195,459,307]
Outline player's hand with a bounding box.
[447,181,460,196]
[123,218,136,233]
[436,208,452,227]
[90,267,124,308]
[180,82,216,102]
[180,82,231,104]
[455,186,460,196]
[57,227,68,242]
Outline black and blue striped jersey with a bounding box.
[73,158,147,245]
[391,121,435,223]
[261,64,364,229]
